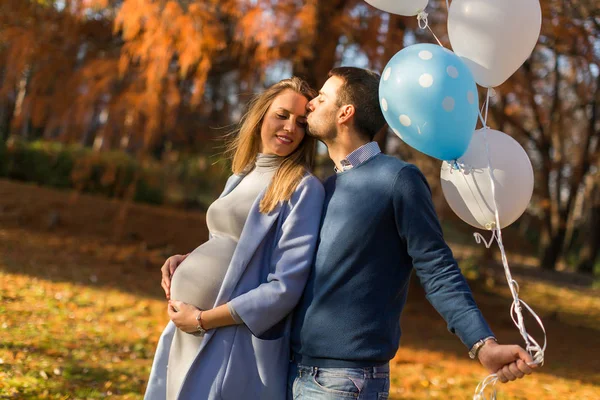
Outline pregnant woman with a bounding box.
[144,77,325,400]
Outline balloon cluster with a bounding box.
[368,0,542,232]
[368,2,547,399]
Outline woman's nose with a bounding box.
[284,120,296,134]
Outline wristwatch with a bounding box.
[469,336,497,359]
[195,310,207,336]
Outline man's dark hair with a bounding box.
[329,67,387,141]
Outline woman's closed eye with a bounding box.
[276,112,306,129]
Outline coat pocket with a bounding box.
[221,327,289,400]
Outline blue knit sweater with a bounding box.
[290,154,494,367]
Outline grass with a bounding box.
[0,274,165,398]
[0,212,599,398]
[0,227,170,399]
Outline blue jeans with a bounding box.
[287,362,390,399]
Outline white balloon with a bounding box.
[365,0,429,16]
[440,128,534,230]
[448,0,542,87]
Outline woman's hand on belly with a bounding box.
[168,300,241,333]
[161,253,189,299]
[168,300,201,334]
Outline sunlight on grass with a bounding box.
[389,348,599,399]
[0,270,168,399]
[1,225,599,399]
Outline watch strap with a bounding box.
[469,336,497,359]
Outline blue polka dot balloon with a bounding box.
[379,43,479,161]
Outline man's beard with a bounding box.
[306,125,319,138]
[306,117,334,141]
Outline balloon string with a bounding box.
[452,162,491,226]
[484,88,490,125]
[467,130,546,400]
[417,10,444,47]
[417,10,429,29]
[427,26,444,47]
[473,230,497,248]
[473,374,498,400]
[477,89,491,128]
[484,128,546,360]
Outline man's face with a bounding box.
[306,76,343,140]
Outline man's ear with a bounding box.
[337,104,355,125]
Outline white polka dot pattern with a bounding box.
[383,67,391,81]
[442,97,455,112]
[419,50,433,60]
[447,66,459,78]
[399,115,412,127]
[467,91,475,104]
[419,74,433,88]
[381,98,388,111]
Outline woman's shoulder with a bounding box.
[298,173,325,194]
[224,173,239,183]
[283,173,324,215]
[283,173,324,208]
[221,174,243,191]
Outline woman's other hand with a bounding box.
[161,253,189,299]
[168,300,201,334]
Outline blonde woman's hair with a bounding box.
[227,77,317,213]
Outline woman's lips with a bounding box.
[276,135,293,144]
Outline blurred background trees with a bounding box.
[0,0,597,273]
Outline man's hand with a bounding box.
[160,253,189,299]
[478,340,537,383]
[168,300,200,334]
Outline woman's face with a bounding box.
[259,89,308,156]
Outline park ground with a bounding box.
[0,179,599,399]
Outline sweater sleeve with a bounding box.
[228,175,325,337]
[392,165,494,349]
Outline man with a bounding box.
[288,67,536,399]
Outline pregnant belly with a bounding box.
[170,236,237,310]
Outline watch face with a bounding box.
[469,341,483,359]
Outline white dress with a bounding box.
[166,154,281,399]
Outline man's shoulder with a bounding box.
[367,156,429,193]
[368,154,416,176]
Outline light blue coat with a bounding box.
[144,173,324,400]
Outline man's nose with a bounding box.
[306,100,315,112]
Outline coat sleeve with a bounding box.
[392,165,494,349]
[228,175,325,337]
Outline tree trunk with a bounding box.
[372,14,406,155]
[113,154,142,240]
[577,210,599,274]
[0,100,14,142]
[578,183,600,274]
[539,225,567,270]
[291,0,347,89]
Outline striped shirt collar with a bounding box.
[335,141,381,173]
